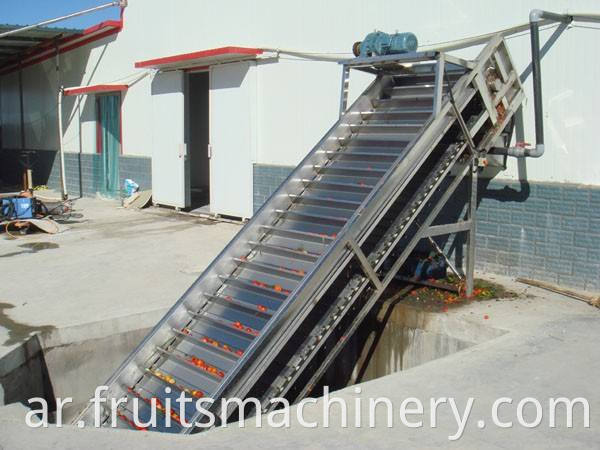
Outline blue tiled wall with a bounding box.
[474,180,599,292]
[253,164,295,214]
[252,163,600,292]
[43,150,151,198]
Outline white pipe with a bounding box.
[419,22,538,52]
[418,11,600,53]
[259,47,348,62]
[0,1,125,39]
[57,87,68,199]
[257,12,600,63]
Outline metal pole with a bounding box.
[0,1,124,39]
[57,87,68,200]
[433,53,445,116]
[55,40,68,200]
[18,65,25,149]
[465,161,477,296]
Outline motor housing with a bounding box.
[353,31,418,57]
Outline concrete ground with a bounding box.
[0,196,240,361]
[0,197,599,448]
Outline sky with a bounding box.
[1,0,121,30]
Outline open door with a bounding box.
[209,61,256,218]
[151,71,190,208]
[95,93,121,198]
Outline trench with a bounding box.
[0,293,506,425]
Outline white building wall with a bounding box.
[2,0,600,185]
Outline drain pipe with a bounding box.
[493,9,573,158]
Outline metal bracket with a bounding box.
[346,239,383,291]
[444,53,476,69]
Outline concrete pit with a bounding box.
[0,286,509,424]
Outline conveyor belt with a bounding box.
[75,35,524,433]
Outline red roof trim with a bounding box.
[63,84,128,96]
[0,20,123,75]
[81,20,123,36]
[134,46,263,69]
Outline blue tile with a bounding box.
[536,184,562,199]
[547,229,574,245]
[574,233,600,250]
[536,243,560,258]
[562,216,589,233]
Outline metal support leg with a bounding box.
[465,160,478,296]
[18,64,25,150]
[433,53,445,116]
[338,65,350,117]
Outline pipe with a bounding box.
[492,9,575,158]
[0,1,126,39]
[57,87,68,200]
[259,47,349,62]
[526,17,545,157]
[495,17,548,158]
[263,11,600,62]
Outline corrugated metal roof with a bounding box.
[0,20,122,74]
[0,24,83,69]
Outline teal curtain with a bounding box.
[98,94,120,197]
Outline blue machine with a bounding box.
[353,31,418,58]
[1,197,34,220]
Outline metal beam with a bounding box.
[18,64,25,149]
[0,36,48,44]
[339,51,437,67]
[433,53,445,116]
[423,220,472,237]
[444,53,475,69]
[346,239,383,291]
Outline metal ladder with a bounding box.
[75,35,524,433]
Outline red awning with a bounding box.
[134,46,263,71]
[63,84,128,96]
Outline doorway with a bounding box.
[95,93,121,197]
[185,72,210,212]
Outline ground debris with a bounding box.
[403,276,518,312]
